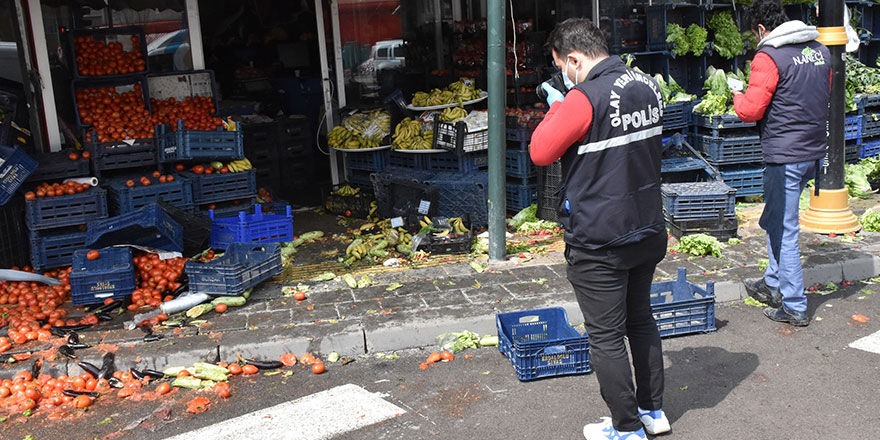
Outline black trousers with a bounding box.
[565,232,667,432]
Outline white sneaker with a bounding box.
[583,417,647,440]
[638,408,671,435]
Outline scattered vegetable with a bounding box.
[674,234,724,257]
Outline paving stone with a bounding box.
[336,298,383,321]
[442,263,474,276]
[93,328,144,345]
[377,279,440,297]
[350,284,395,302]
[432,275,480,291]
[292,304,340,324]
[510,264,563,282]
[475,269,520,286]
[247,310,293,329]
[418,289,468,309]
[504,280,572,300]
[461,285,516,304]
[378,293,428,312]
[200,313,248,333]
[308,287,356,304]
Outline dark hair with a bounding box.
[746,0,789,31]
[545,18,609,59]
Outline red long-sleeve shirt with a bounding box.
[529,90,593,166]
[733,52,779,122]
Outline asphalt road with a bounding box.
[3,280,879,440]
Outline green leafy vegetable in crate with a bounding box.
[666,23,689,56]
[654,74,696,104]
[686,24,708,56]
[693,67,749,116]
[845,55,880,113]
[674,233,724,258]
[709,11,744,59]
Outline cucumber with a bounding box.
[163,366,187,377]
[172,376,202,389]
[192,362,230,375]
[343,273,358,288]
[186,304,212,319]
[210,296,246,308]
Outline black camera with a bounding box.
[536,71,567,102]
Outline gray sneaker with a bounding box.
[745,278,782,308]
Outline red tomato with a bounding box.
[125,180,135,188]
[227,364,242,375]
[175,163,185,171]
[311,362,325,374]
[156,382,171,395]
[280,353,297,367]
[215,303,228,313]
[72,395,91,408]
[81,151,91,159]
[86,250,100,260]
[24,192,35,200]
[192,165,205,174]
[152,171,161,178]
[242,364,258,375]
[69,153,79,161]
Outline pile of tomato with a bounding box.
[75,84,153,142]
[150,96,223,131]
[0,267,74,350]
[73,35,146,77]
[128,253,186,316]
[124,171,176,188]
[24,179,93,200]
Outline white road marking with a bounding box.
[163,384,404,440]
[849,330,880,355]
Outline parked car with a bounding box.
[371,39,405,71]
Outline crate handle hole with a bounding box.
[518,315,540,324]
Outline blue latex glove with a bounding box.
[541,82,565,106]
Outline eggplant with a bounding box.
[245,359,284,370]
[77,361,100,377]
[30,360,41,378]
[129,368,145,381]
[96,312,114,322]
[97,353,116,380]
[59,345,77,359]
[142,369,165,379]
[54,324,91,333]
[67,333,81,345]
[62,390,98,398]
[50,327,67,338]
[66,343,91,350]
[139,325,153,335]
[143,334,164,343]
[107,377,124,389]
[92,300,122,315]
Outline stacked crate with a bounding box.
[856,94,880,160]
[662,181,738,240]
[243,116,313,197]
[505,127,537,214]
[692,114,765,198]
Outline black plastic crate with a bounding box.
[645,4,704,52]
[25,187,109,230]
[180,169,256,205]
[429,171,489,228]
[158,201,211,257]
[536,160,562,223]
[25,149,91,183]
[425,150,488,173]
[666,213,738,241]
[322,183,375,218]
[692,113,756,131]
[662,101,695,132]
[414,216,473,254]
[661,181,736,219]
[342,149,390,172]
[433,120,489,154]
[371,171,439,220]
[0,197,30,268]
[64,26,148,79]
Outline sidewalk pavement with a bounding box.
[4,225,879,380]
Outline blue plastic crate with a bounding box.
[863,113,880,138]
[85,136,157,177]
[847,141,861,163]
[661,181,736,219]
[345,168,375,189]
[425,151,488,173]
[25,187,109,230]
[86,204,183,252]
[73,76,151,129]
[505,149,536,179]
[720,166,764,197]
[29,227,89,270]
[107,176,193,214]
[185,242,283,296]
[209,204,294,249]
[181,169,256,205]
[506,182,538,212]
[666,214,738,241]
[388,151,428,170]
[155,120,244,162]
[650,268,716,338]
[70,247,137,306]
[862,139,880,158]
[342,149,390,172]
[855,93,880,113]
[496,307,591,381]
[692,113,756,131]
[506,127,532,146]
[846,115,862,141]
[25,149,91,183]
[0,145,37,205]
[662,101,695,132]
[429,171,488,228]
[693,132,762,165]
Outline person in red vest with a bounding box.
[733,0,831,327]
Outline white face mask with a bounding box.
[563,58,579,90]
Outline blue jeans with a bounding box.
[759,161,817,313]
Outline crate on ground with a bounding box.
[0,197,29,267]
[70,247,137,306]
[185,242,283,296]
[506,182,538,213]
[322,183,375,218]
[158,201,210,257]
[209,204,293,249]
[862,139,880,158]
[87,204,183,252]
[496,307,591,381]
[693,132,762,165]
[107,176,193,214]
[661,181,736,219]
[180,169,256,205]
[855,93,880,113]
[0,145,37,205]
[371,169,438,219]
[720,166,764,197]
[650,267,716,337]
[429,171,489,228]
[243,121,279,165]
[85,135,157,177]
[662,101,696,131]
[845,115,862,141]
[666,213,738,241]
[846,141,861,163]
[536,160,562,223]
[506,149,536,179]
[156,120,244,162]
[414,216,473,254]
[64,26,148,79]
[25,149,91,183]
[29,227,89,270]
[433,120,488,153]
[25,187,108,230]
[692,113,756,132]
[342,149,390,172]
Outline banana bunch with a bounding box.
[227,158,253,172]
[423,129,434,145]
[373,110,392,135]
[357,133,384,149]
[329,125,353,149]
[392,118,433,150]
[332,185,360,197]
[448,81,482,101]
[345,238,370,261]
[439,106,467,122]
[411,81,483,107]
[368,201,378,219]
[418,216,433,228]
[449,217,469,234]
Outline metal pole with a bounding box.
[801,0,859,233]
[487,0,506,261]
[434,0,445,70]
[185,0,205,70]
[314,0,341,185]
[26,0,62,151]
[11,0,44,153]
[330,0,346,108]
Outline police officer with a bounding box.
[530,18,669,440]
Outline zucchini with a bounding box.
[343,273,358,288]
[210,296,246,308]
[172,376,202,389]
[186,304,212,319]
[163,366,187,377]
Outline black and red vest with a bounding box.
[558,57,665,250]
[757,41,831,164]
